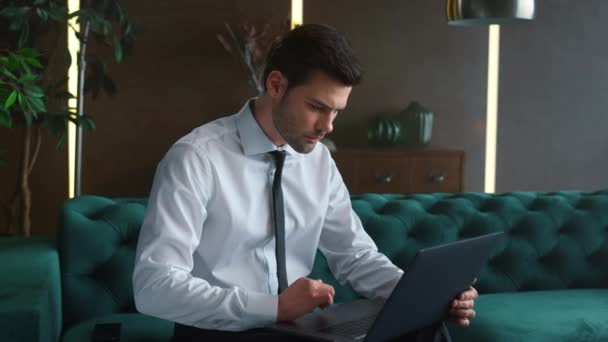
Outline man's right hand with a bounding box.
[277,277,335,322]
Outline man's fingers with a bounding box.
[459,287,478,300]
[320,284,334,303]
[449,317,470,327]
[277,278,336,321]
[324,284,335,305]
[312,281,334,308]
[327,284,335,298]
[319,292,334,309]
[319,283,335,296]
[449,308,476,320]
[451,299,475,309]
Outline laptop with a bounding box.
[270,232,503,342]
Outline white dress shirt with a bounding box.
[133,100,403,331]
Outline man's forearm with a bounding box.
[133,262,278,331]
[326,247,404,299]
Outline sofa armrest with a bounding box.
[0,236,62,342]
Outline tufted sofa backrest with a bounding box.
[59,196,147,329]
[310,190,608,302]
[59,191,608,327]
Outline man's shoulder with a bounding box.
[175,114,238,152]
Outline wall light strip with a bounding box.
[67,0,80,198]
[484,25,500,194]
[291,0,303,29]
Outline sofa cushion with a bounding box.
[449,289,608,341]
[61,313,174,342]
[59,196,148,329]
[0,236,62,342]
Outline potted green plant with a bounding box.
[0,0,136,236]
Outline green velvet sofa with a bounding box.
[2,190,608,341]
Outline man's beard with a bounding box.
[272,105,318,154]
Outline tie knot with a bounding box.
[269,150,287,166]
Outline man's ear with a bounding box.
[265,70,287,98]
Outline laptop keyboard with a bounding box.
[320,313,378,338]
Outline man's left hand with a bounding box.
[448,283,478,327]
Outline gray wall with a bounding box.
[306,0,488,191]
[498,0,608,191]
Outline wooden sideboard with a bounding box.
[332,149,465,194]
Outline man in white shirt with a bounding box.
[133,24,477,341]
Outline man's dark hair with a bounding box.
[262,24,362,92]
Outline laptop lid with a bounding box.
[364,231,503,341]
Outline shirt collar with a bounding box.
[236,99,300,159]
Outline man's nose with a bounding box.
[316,115,333,135]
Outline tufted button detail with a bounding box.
[350,190,608,295]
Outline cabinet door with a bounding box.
[410,156,462,193]
[353,157,410,194]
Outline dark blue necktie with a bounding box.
[269,150,288,294]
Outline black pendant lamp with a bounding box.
[447,0,535,26]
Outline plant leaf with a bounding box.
[2,69,18,80]
[24,85,44,98]
[123,22,133,36]
[16,48,41,58]
[5,91,17,109]
[115,2,125,23]
[54,134,66,150]
[103,20,111,37]
[7,54,19,69]
[18,22,30,48]
[20,59,33,74]
[48,6,67,21]
[0,7,18,17]
[28,96,47,112]
[36,8,48,22]
[81,116,96,130]
[25,57,44,68]
[113,35,123,63]
[19,73,39,82]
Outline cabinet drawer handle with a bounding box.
[375,174,393,184]
[429,174,446,183]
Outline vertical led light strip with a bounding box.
[484,25,500,194]
[291,0,303,29]
[67,0,80,198]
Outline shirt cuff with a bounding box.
[244,291,278,326]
